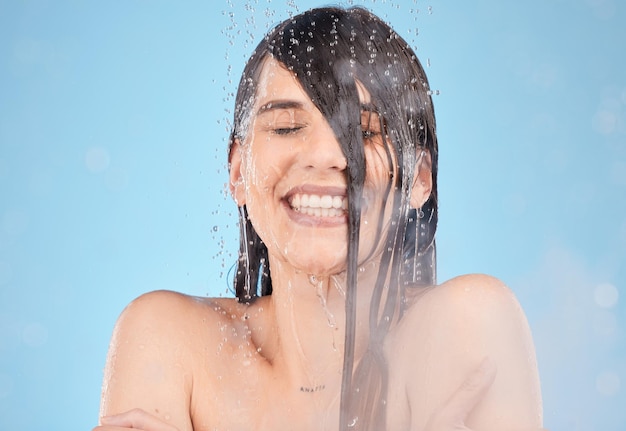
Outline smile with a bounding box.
[288,193,348,217]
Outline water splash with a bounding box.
[309,274,338,329]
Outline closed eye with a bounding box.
[362,129,381,140]
[360,108,384,143]
[273,126,304,135]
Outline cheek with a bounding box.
[240,142,285,230]
[364,144,393,190]
[361,144,397,237]
[242,145,271,195]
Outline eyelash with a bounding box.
[270,126,381,140]
[362,129,380,140]
[361,112,384,142]
[272,126,304,136]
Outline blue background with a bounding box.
[1,0,624,429]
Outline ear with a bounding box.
[410,150,433,209]
[228,139,246,206]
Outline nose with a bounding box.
[300,120,347,171]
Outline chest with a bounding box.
[189,353,411,431]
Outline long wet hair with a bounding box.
[227,6,438,430]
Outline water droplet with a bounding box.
[85,146,110,173]
[596,371,621,396]
[594,283,619,308]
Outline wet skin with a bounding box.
[229,59,426,277]
[97,59,543,431]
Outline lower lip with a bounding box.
[282,201,348,227]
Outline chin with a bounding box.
[287,253,347,276]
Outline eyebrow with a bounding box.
[257,100,304,115]
[257,100,380,116]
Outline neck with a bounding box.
[260,257,381,392]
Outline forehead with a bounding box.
[254,58,310,109]
[254,58,372,110]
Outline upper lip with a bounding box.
[283,184,348,213]
[284,185,347,201]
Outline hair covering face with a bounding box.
[228,7,438,430]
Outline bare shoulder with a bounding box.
[396,273,532,344]
[110,290,255,370]
[389,274,543,430]
[118,289,234,324]
[393,274,531,359]
[101,291,243,430]
[112,290,239,346]
[117,289,200,324]
[405,273,519,315]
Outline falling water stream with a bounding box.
[220,1,438,430]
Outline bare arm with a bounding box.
[394,274,543,431]
[98,290,196,431]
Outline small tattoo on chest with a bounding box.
[300,384,326,393]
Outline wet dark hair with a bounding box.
[227,6,438,430]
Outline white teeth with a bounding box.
[290,193,347,217]
[308,194,320,207]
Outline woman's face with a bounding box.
[230,58,402,276]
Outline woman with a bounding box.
[95,6,542,431]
